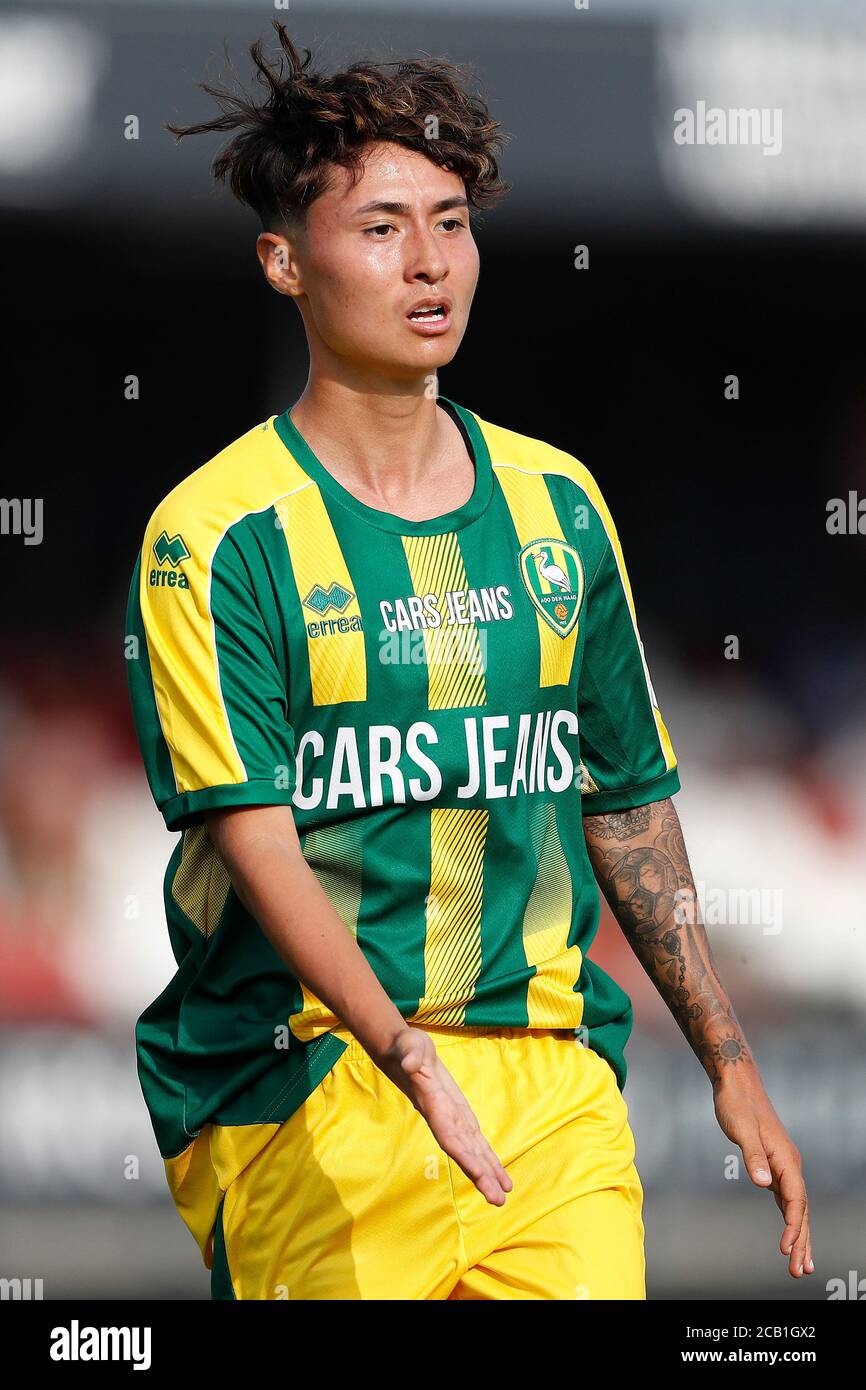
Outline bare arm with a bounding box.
[582,796,751,1087]
[204,803,511,1204]
[206,803,407,1062]
[582,795,813,1280]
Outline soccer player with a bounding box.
[125,23,811,1299]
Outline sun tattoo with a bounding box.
[710,1034,750,1068]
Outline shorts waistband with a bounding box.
[330,1023,581,1062]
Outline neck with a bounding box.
[288,371,459,501]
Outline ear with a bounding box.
[256,231,305,298]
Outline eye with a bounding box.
[363,223,395,237]
[439,218,466,232]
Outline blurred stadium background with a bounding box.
[1,0,865,1299]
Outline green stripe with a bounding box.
[355,808,430,1016]
[575,962,634,1092]
[211,520,295,786]
[581,764,681,814]
[210,1196,237,1301]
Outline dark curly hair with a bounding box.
[166,21,511,231]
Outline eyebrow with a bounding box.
[352,196,469,218]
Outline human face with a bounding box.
[262,141,480,382]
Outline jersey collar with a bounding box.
[273,395,493,535]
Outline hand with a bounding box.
[713,1072,813,1279]
[377,1026,513,1206]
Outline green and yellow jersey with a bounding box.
[126,395,679,1247]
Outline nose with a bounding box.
[404,222,449,287]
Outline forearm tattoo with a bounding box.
[583,798,753,1086]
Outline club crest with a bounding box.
[518,538,584,638]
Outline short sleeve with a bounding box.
[577,506,680,815]
[126,518,297,832]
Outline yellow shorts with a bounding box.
[209,1024,646,1300]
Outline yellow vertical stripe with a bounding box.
[276,483,366,707]
[402,533,487,709]
[411,807,489,1026]
[494,466,579,688]
[162,1133,226,1264]
[139,419,309,796]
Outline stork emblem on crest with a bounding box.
[518,538,585,638]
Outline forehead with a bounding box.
[322,141,466,212]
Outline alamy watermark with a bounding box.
[674,101,782,157]
[675,881,783,936]
[0,497,43,545]
[0,1276,43,1300]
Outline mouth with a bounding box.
[405,300,452,335]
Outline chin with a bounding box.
[361,344,459,380]
[338,317,466,375]
[409,337,462,370]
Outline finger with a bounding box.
[426,1065,513,1202]
[460,1147,509,1204]
[482,1145,513,1194]
[788,1222,810,1278]
[477,1172,508,1205]
[788,1209,812,1278]
[496,1161,513,1192]
[453,1124,511,1203]
[804,1213,814,1273]
[742,1144,773,1188]
[779,1195,807,1260]
[468,1121,512,1193]
[465,1136,511,1200]
[797,1215,813,1276]
[776,1160,807,1256]
[482,1164,511,1203]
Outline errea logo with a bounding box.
[150,530,190,590]
[153,530,189,566]
[302,580,363,639]
[303,580,354,616]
